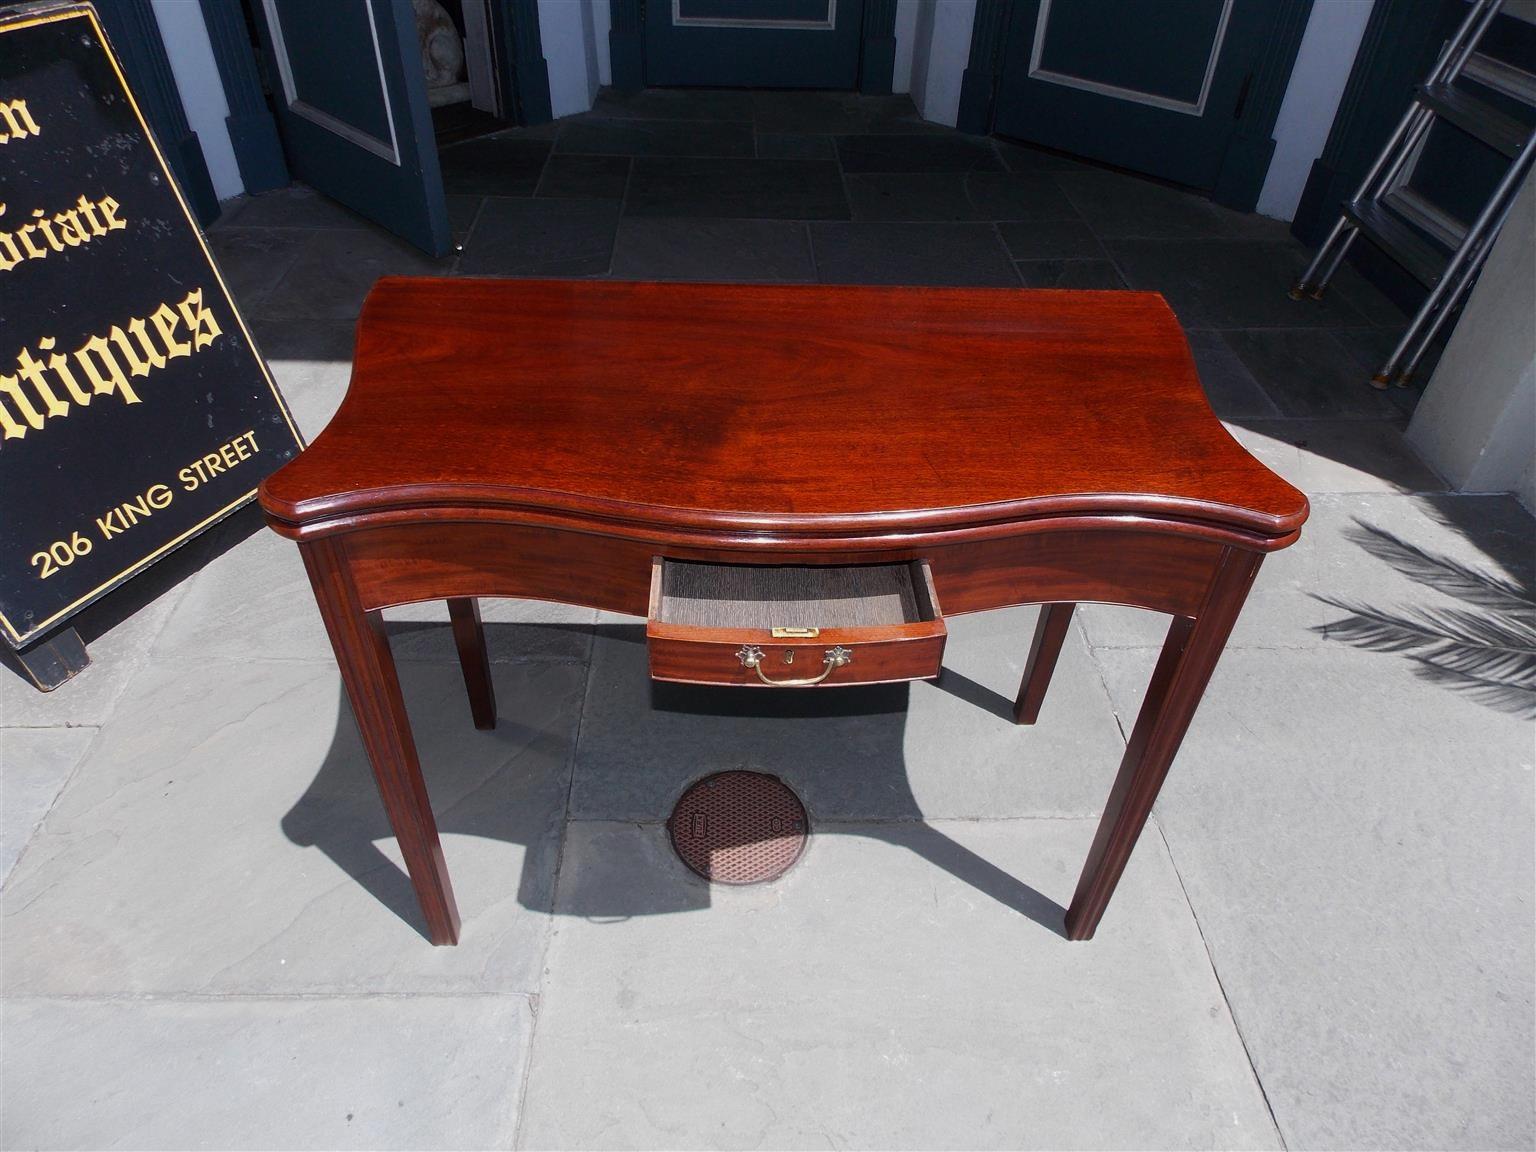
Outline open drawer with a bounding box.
[647,559,946,688]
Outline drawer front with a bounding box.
[648,623,946,688]
[647,557,947,688]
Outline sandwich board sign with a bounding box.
[0,1,303,662]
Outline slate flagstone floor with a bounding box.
[2,90,1532,1150]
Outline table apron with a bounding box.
[333,520,1230,620]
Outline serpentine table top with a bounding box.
[261,278,1305,547]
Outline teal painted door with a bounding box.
[993,0,1273,190]
[646,0,865,88]
[250,0,450,255]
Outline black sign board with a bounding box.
[0,2,302,647]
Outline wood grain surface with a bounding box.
[260,279,1307,545]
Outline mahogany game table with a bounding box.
[260,278,1308,946]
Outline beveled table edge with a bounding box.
[259,489,1307,554]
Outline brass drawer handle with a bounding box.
[736,644,852,686]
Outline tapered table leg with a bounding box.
[301,538,462,945]
[1065,549,1262,941]
[447,598,497,730]
[1014,602,1075,725]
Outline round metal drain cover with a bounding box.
[669,771,808,885]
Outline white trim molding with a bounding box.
[261,0,401,165]
[1027,0,1232,117]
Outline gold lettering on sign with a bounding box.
[0,97,40,143]
[177,286,222,349]
[96,483,175,539]
[151,303,191,359]
[0,193,128,273]
[178,430,260,491]
[0,289,222,440]
[74,333,140,405]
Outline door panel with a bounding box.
[268,0,399,153]
[253,0,450,255]
[994,0,1270,191]
[646,0,865,88]
[1032,0,1229,109]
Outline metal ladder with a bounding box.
[1290,0,1536,389]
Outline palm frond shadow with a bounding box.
[1313,520,1536,718]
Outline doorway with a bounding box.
[418,0,518,145]
[238,0,540,255]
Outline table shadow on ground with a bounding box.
[281,621,1067,942]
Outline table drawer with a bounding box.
[647,559,946,688]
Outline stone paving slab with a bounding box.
[261,348,351,442]
[626,158,850,220]
[206,227,308,303]
[0,582,187,729]
[1227,418,1446,496]
[1093,644,1535,1151]
[997,218,1105,261]
[457,197,622,277]
[249,317,357,365]
[610,217,816,281]
[153,529,596,665]
[441,135,553,195]
[219,185,378,231]
[519,818,1281,1150]
[0,726,97,883]
[808,221,1019,285]
[1078,492,1536,651]
[557,118,755,159]
[1015,258,1125,289]
[1186,330,1283,420]
[247,228,452,321]
[2,658,583,996]
[1107,238,1378,330]
[572,606,1126,822]
[3,994,531,1150]
[1221,328,1413,423]
[1053,168,1241,240]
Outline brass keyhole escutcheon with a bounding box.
[784,650,794,665]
